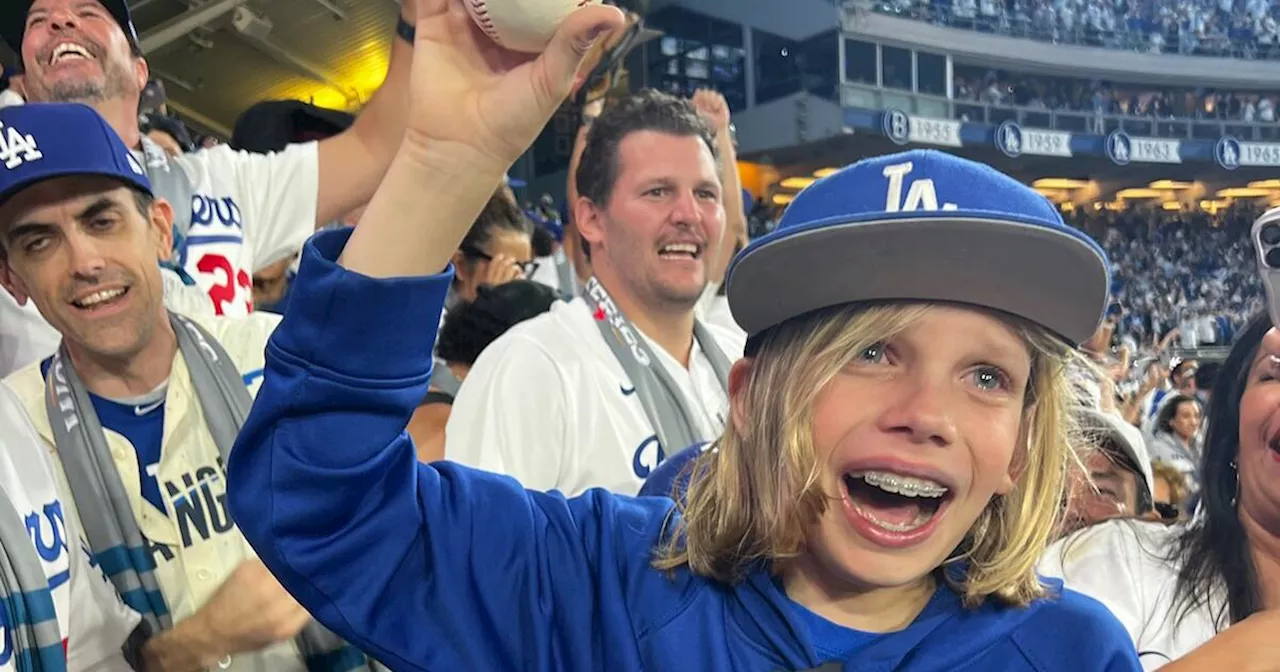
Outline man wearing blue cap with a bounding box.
[0,102,373,671]
[0,0,418,371]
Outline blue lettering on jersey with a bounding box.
[632,435,665,479]
[24,500,70,590]
[163,457,233,550]
[190,194,244,230]
[25,501,67,563]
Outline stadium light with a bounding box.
[1249,180,1280,190]
[1148,180,1193,190]
[1115,188,1165,199]
[813,168,840,179]
[1217,187,1271,198]
[772,194,795,205]
[1032,178,1089,190]
[780,177,817,190]
[1161,201,1183,210]
[1034,188,1069,203]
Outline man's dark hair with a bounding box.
[130,188,154,218]
[575,89,718,209]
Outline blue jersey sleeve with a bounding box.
[226,229,677,672]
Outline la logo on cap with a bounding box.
[0,120,43,170]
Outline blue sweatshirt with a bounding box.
[640,442,710,499]
[227,229,1142,672]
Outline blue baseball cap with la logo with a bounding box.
[0,102,151,207]
[726,149,1110,345]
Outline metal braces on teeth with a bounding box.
[860,471,947,498]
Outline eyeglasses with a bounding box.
[461,245,539,278]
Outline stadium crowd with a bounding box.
[951,65,1280,123]
[0,0,1279,671]
[871,0,1280,59]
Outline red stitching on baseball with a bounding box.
[466,0,501,44]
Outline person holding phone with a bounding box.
[1038,207,1280,670]
[1042,314,1280,670]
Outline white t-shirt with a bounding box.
[445,297,746,496]
[0,385,138,672]
[166,143,319,317]
[1038,520,1221,670]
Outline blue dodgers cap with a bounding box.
[726,149,1110,345]
[0,102,150,206]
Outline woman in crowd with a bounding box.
[447,191,535,308]
[1041,313,1280,670]
[409,280,559,461]
[431,191,537,397]
[1147,393,1204,489]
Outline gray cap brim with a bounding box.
[727,214,1109,345]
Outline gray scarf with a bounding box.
[0,489,66,671]
[44,312,370,671]
[137,137,196,283]
[581,277,733,455]
[553,248,576,299]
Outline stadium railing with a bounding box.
[842,82,1280,142]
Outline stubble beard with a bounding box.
[27,60,134,106]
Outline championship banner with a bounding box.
[995,121,1072,158]
[882,109,962,148]
[1106,130,1181,166]
[1215,136,1280,170]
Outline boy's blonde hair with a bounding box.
[653,302,1080,607]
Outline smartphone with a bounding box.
[1251,207,1280,328]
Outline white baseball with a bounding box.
[465,0,596,53]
